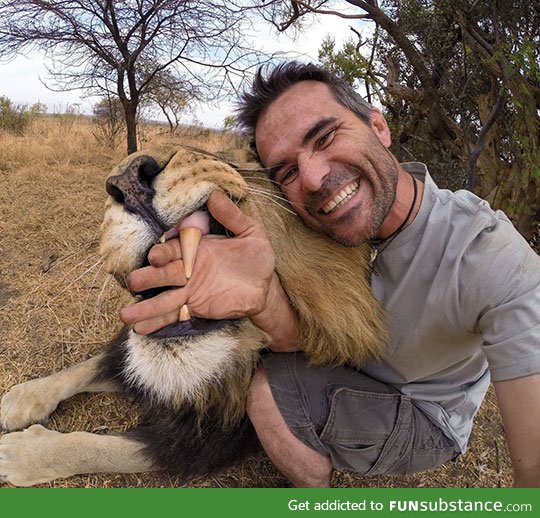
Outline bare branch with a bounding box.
[467,86,506,189]
[0,0,272,153]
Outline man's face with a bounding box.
[255,81,398,246]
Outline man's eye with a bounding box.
[280,167,298,186]
[317,129,336,149]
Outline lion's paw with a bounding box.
[0,425,69,486]
[0,379,60,432]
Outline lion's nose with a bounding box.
[105,155,161,212]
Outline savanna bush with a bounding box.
[0,97,44,134]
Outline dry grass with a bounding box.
[0,118,513,487]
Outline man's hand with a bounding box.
[119,191,299,350]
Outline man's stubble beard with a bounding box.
[303,158,398,247]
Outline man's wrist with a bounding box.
[250,273,299,352]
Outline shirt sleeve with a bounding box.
[461,213,540,381]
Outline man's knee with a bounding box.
[246,365,332,487]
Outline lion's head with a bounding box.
[99,145,386,419]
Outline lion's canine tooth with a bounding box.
[179,304,190,321]
[180,227,202,279]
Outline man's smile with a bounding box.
[320,180,360,214]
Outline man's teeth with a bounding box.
[322,181,359,214]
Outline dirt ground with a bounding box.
[0,119,514,487]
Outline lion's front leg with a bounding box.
[0,424,154,486]
[0,354,116,432]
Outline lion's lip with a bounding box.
[148,317,237,339]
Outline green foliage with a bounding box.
[317,0,539,236]
[0,96,42,134]
[318,36,370,88]
[223,115,238,131]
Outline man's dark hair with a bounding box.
[236,61,373,155]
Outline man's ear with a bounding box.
[370,108,392,148]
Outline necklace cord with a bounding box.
[368,174,419,273]
[369,173,418,248]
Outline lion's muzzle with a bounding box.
[105,155,167,237]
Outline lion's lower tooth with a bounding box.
[180,227,202,279]
[179,304,191,321]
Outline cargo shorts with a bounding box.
[261,352,458,475]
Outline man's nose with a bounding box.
[297,153,331,192]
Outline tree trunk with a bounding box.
[124,103,138,155]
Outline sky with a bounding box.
[0,4,372,128]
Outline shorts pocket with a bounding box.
[319,386,413,474]
[331,443,385,473]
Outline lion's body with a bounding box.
[0,145,385,486]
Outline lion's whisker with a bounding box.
[247,191,297,216]
[245,184,288,199]
[246,187,303,215]
[245,185,289,201]
[51,257,105,299]
[78,258,107,323]
[244,184,311,211]
[43,238,101,273]
[240,174,283,188]
[90,271,114,324]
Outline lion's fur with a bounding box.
[222,165,387,367]
[117,323,264,427]
[99,144,387,426]
[191,326,261,427]
[246,177,387,366]
[0,144,389,486]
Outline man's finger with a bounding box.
[147,238,182,267]
[126,261,187,293]
[133,312,179,335]
[207,191,256,236]
[120,287,187,324]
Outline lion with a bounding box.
[0,145,385,487]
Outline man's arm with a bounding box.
[249,271,299,352]
[120,191,299,351]
[494,373,540,487]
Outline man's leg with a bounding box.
[247,367,332,487]
[247,352,457,487]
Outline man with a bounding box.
[120,62,540,487]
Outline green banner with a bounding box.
[1,488,539,518]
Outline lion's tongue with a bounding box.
[161,210,210,241]
[178,210,210,233]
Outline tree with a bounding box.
[0,1,268,154]
[93,96,125,149]
[262,0,540,237]
[144,69,192,134]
